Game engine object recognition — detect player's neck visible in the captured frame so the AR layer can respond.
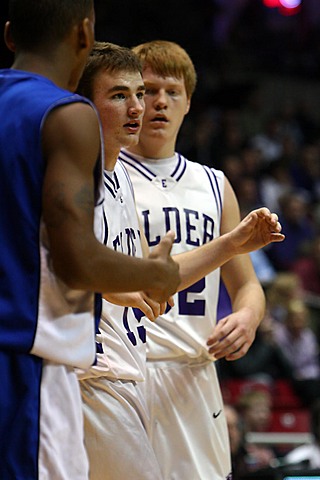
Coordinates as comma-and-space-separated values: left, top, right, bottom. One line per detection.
128, 141, 175, 160
11, 50, 76, 91
104, 148, 120, 171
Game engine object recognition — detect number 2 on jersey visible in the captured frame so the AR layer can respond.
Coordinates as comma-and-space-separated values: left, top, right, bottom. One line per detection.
178, 278, 206, 315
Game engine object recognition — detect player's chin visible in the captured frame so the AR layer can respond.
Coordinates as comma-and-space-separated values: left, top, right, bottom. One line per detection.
122, 133, 140, 148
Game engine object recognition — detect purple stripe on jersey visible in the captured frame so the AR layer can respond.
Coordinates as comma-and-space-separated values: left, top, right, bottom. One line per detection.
203, 165, 223, 220
102, 208, 109, 245
103, 171, 117, 198
171, 153, 182, 177
103, 181, 116, 198
114, 172, 120, 190
171, 154, 187, 181
118, 160, 135, 199
119, 150, 156, 181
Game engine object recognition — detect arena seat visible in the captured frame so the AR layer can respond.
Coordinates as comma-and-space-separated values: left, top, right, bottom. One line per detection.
268, 409, 310, 433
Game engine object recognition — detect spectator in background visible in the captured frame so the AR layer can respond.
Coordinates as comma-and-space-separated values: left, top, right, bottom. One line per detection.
237, 390, 272, 433
220, 153, 243, 188
274, 299, 320, 406
292, 234, 320, 341
214, 108, 246, 162
265, 272, 302, 323
249, 115, 283, 166
181, 109, 220, 167
291, 143, 320, 205
240, 145, 264, 180
292, 234, 320, 300
274, 299, 320, 381
236, 390, 278, 471
225, 404, 254, 480
266, 190, 316, 271
259, 160, 293, 213
236, 176, 263, 215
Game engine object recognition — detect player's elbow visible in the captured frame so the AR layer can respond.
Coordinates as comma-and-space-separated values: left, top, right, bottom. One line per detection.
52, 258, 92, 291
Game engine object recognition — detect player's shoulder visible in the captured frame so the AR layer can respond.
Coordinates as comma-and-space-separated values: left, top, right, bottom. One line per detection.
179, 153, 224, 179
44, 99, 99, 145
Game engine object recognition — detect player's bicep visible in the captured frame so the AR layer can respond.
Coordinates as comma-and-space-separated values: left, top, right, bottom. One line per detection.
220, 177, 256, 298
41, 103, 101, 271
220, 177, 241, 235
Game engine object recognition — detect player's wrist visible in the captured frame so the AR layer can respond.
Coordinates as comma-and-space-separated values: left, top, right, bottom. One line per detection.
221, 230, 240, 257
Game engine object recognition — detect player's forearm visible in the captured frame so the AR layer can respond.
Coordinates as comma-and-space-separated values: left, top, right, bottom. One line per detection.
229, 281, 266, 330
174, 232, 237, 291
54, 237, 173, 296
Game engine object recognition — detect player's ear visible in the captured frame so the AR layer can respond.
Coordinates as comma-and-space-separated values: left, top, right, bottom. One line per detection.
77, 17, 94, 52
185, 98, 191, 115
4, 21, 16, 52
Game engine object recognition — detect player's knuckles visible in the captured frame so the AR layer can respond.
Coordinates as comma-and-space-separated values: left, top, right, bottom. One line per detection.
153, 306, 161, 318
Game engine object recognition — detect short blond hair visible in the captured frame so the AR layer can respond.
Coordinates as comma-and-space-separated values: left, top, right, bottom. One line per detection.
132, 40, 197, 99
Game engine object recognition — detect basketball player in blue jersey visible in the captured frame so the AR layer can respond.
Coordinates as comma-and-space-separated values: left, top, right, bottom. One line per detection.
77, 42, 284, 479
0, 4, 181, 478
123, 40, 285, 480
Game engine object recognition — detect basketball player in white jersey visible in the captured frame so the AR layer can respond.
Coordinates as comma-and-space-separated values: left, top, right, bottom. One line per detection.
76, 42, 284, 480
122, 40, 283, 479
75, 42, 164, 480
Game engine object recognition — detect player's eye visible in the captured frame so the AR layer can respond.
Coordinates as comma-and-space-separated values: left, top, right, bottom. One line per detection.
112, 93, 126, 100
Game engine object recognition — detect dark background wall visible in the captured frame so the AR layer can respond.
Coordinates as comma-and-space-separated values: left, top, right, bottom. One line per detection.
1, 1, 320, 76
1, 1, 320, 128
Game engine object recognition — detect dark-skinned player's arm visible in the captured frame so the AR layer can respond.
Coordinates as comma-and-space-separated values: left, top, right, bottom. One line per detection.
103, 220, 172, 320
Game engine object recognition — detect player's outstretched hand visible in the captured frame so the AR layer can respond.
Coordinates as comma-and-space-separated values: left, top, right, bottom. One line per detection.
228, 207, 285, 255
146, 231, 180, 303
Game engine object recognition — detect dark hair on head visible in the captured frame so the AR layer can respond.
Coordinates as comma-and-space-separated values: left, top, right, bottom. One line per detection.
77, 41, 142, 101
9, 0, 93, 51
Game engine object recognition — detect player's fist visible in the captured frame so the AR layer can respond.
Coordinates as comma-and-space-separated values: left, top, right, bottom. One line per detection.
146, 231, 180, 303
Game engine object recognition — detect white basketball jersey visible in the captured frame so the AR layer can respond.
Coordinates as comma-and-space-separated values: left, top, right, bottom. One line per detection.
121, 150, 225, 361
79, 160, 147, 382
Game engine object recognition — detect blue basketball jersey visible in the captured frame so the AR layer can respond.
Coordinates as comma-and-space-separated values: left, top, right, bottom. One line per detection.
0, 69, 104, 368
